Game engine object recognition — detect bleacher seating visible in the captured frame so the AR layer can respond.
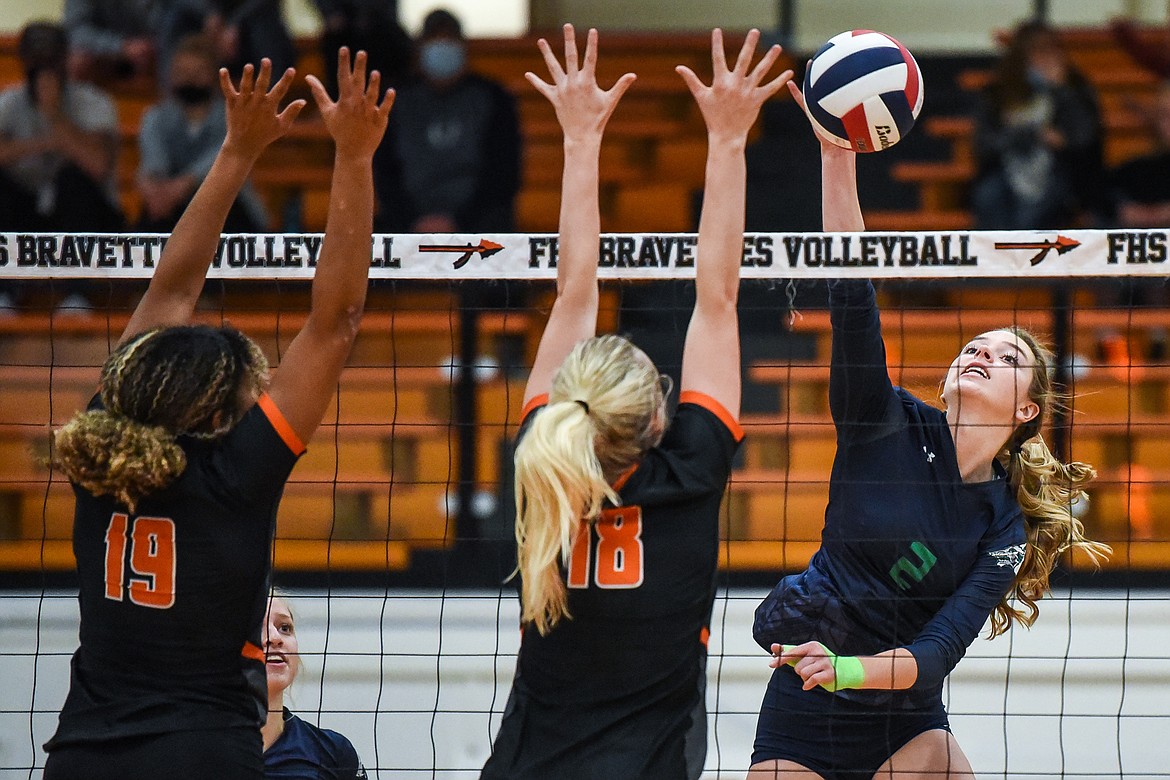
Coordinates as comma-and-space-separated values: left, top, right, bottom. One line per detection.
0, 29, 1168, 575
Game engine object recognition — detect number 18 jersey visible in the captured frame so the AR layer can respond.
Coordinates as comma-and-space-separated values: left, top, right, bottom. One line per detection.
482, 391, 743, 780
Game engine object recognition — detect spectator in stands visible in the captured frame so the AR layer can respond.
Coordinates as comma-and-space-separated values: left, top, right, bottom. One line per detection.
971, 20, 1103, 230
137, 34, 268, 233
313, 0, 413, 97
373, 8, 521, 234
159, 0, 297, 86
0, 22, 123, 313
1110, 17, 1170, 79
63, 0, 160, 83
1099, 79, 1170, 308
262, 594, 367, 779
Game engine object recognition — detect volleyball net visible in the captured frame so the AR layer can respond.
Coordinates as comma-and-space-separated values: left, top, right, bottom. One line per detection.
0, 229, 1167, 778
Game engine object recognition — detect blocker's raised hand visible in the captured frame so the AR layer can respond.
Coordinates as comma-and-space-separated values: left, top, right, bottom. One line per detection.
219, 58, 306, 161
306, 47, 395, 159
525, 24, 636, 144
677, 28, 792, 143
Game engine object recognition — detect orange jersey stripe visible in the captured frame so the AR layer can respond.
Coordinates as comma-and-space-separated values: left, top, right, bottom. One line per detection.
699, 626, 710, 648
241, 641, 265, 663
678, 390, 745, 442
257, 394, 306, 455
520, 393, 550, 426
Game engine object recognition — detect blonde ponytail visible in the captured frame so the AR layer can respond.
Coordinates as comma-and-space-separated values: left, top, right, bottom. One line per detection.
987, 327, 1111, 637
514, 335, 667, 635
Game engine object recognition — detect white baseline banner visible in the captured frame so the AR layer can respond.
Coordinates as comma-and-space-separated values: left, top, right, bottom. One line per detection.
0, 230, 1167, 279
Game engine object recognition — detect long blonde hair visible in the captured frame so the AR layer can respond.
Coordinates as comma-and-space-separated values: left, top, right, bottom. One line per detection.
988, 328, 1111, 637
52, 325, 268, 511
514, 335, 667, 635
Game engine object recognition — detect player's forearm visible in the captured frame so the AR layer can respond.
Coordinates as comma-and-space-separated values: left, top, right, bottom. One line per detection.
309, 152, 373, 332
553, 136, 602, 311
821, 145, 864, 233
858, 648, 918, 690
151, 147, 254, 295
695, 138, 746, 310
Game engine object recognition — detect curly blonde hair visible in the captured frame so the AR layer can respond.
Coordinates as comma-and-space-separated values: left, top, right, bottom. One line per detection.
52, 325, 268, 511
988, 327, 1111, 637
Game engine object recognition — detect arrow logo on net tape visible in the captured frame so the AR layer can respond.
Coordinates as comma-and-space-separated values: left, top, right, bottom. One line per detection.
418, 239, 505, 269
993, 235, 1081, 266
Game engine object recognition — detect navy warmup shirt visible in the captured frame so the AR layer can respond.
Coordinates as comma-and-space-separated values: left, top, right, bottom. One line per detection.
264, 710, 366, 779
754, 280, 1026, 708
46, 394, 305, 749
482, 391, 744, 780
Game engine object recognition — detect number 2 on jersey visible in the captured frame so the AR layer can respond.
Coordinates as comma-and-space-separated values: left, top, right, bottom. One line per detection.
104, 513, 176, 609
567, 506, 644, 589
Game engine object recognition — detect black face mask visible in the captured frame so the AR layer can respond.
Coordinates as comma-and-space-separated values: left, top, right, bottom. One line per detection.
173, 84, 213, 106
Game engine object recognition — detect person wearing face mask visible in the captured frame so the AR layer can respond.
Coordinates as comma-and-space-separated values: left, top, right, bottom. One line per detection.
136, 34, 269, 232
0, 21, 124, 314
372, 8, 521, 235
971, 20, 1103, 230
262, 594, 367, 780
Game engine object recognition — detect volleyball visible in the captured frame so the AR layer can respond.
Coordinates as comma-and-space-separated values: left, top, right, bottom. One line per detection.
802, 29, 924, 153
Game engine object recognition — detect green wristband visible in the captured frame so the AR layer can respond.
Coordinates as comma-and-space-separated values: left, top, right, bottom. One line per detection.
780, 643, 866, 692
827, 652, 866, 692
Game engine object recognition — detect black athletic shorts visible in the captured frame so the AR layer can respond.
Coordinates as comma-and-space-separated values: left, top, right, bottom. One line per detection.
751, 666, 951, 780
44, 726, 262, 780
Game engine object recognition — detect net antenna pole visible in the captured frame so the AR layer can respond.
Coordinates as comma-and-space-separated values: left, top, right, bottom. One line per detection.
1051, 284, 1072, 461
776, 0, 795, 48
456, 287, 480, 567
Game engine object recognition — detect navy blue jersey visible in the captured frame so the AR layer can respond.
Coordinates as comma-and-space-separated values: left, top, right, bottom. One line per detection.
482, 392, 744, 779
264, 710, 366, 780
754, 280, 1026, 708
46, 394, 305, 749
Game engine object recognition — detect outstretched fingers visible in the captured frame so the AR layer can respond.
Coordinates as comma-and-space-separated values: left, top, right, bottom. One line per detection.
581, 27, 599, 77
267, 66, 297, 104
732, 28, 760, 74
218, 67, 236, 99
536, 36, 564, 83
562, 23, 579, 74
605, 71, 637, 104
675, 64, 706, 98
710, 28, 727, 74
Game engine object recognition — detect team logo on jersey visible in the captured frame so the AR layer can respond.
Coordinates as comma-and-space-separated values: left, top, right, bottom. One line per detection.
922, 446, 935, 463
989, 544, 1026, 572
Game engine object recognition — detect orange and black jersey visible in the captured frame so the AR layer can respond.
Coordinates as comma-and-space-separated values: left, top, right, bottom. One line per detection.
45, 394, 304, 750
482, 391, 743, 780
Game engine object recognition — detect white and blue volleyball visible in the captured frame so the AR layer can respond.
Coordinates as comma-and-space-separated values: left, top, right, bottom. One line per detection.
803, 30, 924, 153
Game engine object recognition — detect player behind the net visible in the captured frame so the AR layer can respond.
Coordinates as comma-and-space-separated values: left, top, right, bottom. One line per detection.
43, 51, 392, 779
480, 25, 792, 780
747, 78, 1111, 780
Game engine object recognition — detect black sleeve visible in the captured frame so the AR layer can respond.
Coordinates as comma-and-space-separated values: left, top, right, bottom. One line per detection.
207, 394, 304, 506
827, 279, 903, 442
658, 393, 744, 495
456, 79, 522, 232
904, 520, 1026, 689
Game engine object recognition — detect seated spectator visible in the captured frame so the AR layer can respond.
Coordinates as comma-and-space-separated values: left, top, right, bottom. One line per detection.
1101, 80, 1170, 308
136, 34, 268, 233
1111, 17, 1170, 79
373, 8, 521, 234
971, 20, 1103, 230
159, 0, 296, 86
63, 0, 160, 84
262, 594, 367, 779
313, 0, 413, 97
0, 22, 123, 313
